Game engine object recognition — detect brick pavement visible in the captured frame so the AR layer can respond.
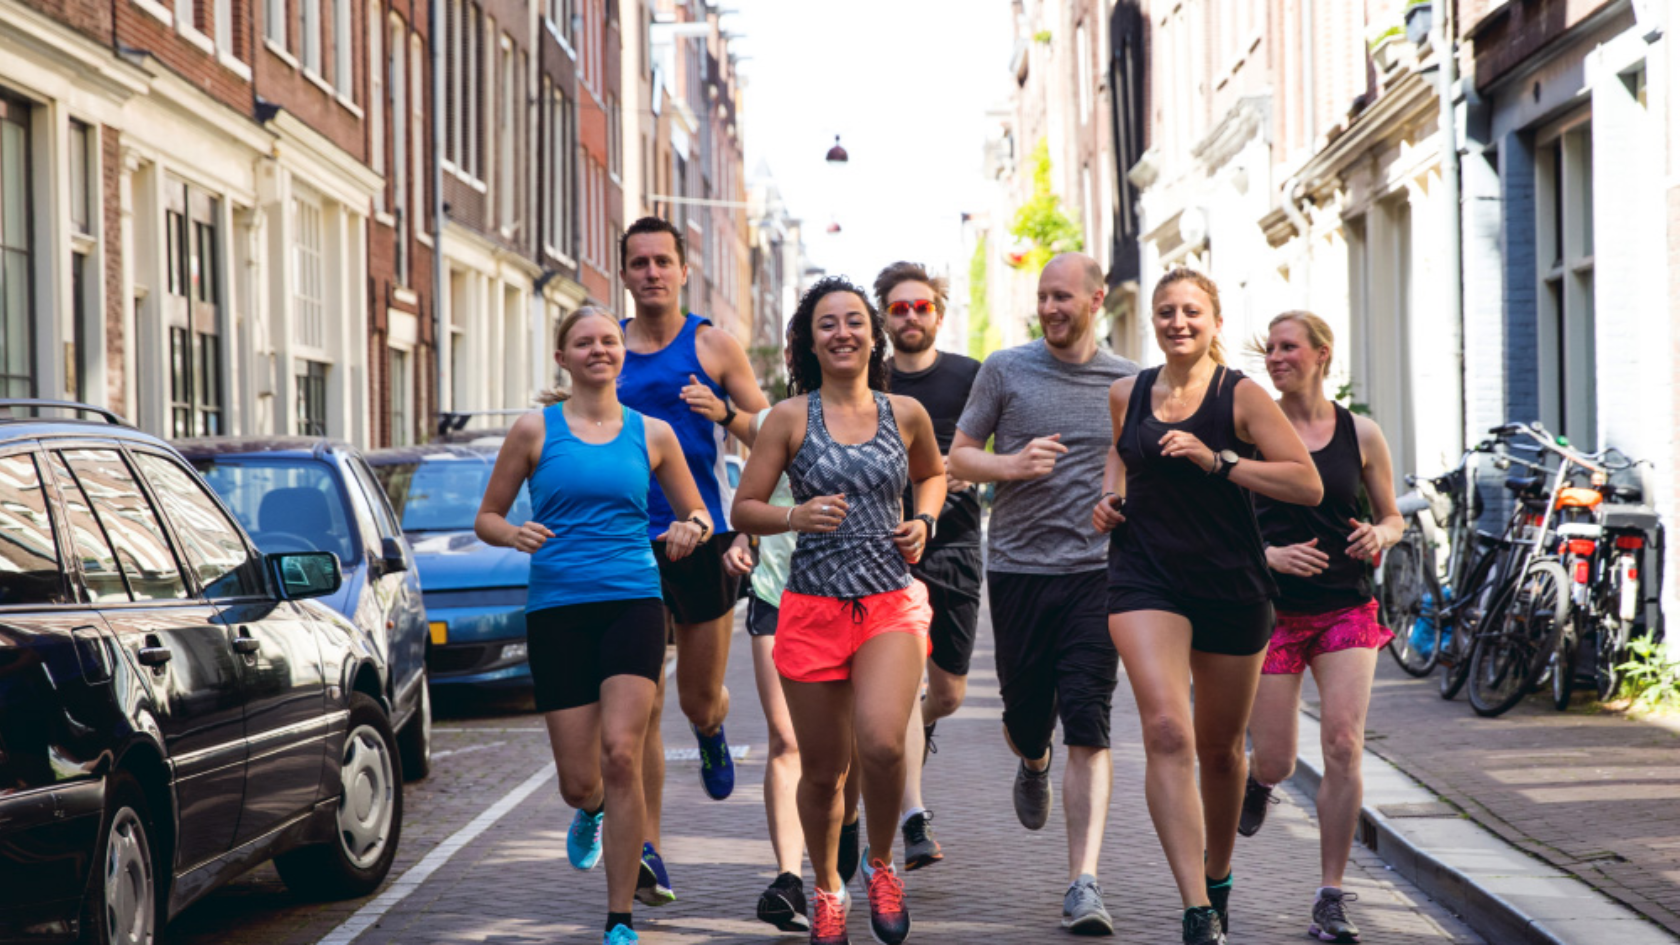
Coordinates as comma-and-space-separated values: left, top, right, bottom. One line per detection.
1321, 659, 1680, 937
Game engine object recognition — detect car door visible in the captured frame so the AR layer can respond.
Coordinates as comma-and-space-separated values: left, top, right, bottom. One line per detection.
129, 448, 329, 845
44, 445, 246, 871
345, 455, 425, 700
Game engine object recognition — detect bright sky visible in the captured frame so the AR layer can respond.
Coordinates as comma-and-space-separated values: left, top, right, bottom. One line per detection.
726, 1, 1015, 291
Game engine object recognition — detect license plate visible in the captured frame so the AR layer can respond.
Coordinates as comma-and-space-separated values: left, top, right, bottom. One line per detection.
429, 621, 448, 646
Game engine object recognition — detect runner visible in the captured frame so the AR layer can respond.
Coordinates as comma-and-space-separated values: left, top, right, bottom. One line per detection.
733, 276, 945, 945
874, 261, 983, 871
1241, 311, 1404, 944
474, 307, 711, 945
616, 216, 771, 904
948, 252, 1138, 934
1093, 268, 1322, 945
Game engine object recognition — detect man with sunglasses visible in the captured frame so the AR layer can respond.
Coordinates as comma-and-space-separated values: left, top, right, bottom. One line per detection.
873, 261, 984, 875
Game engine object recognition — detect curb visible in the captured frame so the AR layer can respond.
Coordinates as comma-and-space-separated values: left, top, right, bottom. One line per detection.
1289, 711, 1676, 945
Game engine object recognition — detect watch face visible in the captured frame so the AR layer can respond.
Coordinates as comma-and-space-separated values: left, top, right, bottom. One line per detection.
1219, 449, 1240, 464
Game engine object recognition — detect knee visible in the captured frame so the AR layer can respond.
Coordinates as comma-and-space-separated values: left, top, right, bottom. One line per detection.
600, 741, 640, 787
678, 688, 720, 726
558, 773, 599, 809
1322, 726, 1365, 774
767, 724, 799, 761
1196, 738, 1245, 779
925, 687, 964, 721
856, 733, 905, 775
1141, 715, 1194, 760
1252, 750, 1296, 786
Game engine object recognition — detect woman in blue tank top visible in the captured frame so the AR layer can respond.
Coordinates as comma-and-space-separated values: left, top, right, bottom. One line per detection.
475, 306, 711, 945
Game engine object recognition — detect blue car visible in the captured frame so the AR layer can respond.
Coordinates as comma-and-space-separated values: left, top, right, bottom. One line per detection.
174, 436, 433, 778
364, 444, 535, 694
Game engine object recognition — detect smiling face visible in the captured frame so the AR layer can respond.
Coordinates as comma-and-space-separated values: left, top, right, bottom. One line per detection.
1036, 257, 1099, 350
621, 232, 689, 310
885, 280, 942, 354
555, 312, 625, 388
1264, 317, 1329, 395
811, 291, 873, 378
1151, 279, 1221, 361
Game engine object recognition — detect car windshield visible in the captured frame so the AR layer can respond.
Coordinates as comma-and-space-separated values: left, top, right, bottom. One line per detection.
191, 458, 358, 563
372, 460, 531, 533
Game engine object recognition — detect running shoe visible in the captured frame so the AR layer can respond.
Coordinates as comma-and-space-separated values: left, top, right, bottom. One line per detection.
1237, 775, 1278, 837
837, 816, 861, 884
634, 842, 675, 907
603, 924, 638, 945
1206, 871, 1232, 934
860, 855, 910, 945
693, 722, 735, 800
756, 871, 811, 932
1061, 873, 1114, 935
1182, 905, 1227, 944
901, 811, 943, 871
1309, 889, 1362, 943
810, 884, 851, 945
921, 720, 938, 765
1013, 745, 1053, 831
567, 807, 604, 871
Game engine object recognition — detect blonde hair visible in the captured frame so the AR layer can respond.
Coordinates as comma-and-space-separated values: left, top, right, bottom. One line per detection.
1245, 310, 1334, 379
537, 305, 621, 405
1150, 267, 1226, 364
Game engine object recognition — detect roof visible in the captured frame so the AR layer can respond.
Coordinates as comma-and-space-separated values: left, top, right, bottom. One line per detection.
363, 443, 501, 466
172, 436, 355, 462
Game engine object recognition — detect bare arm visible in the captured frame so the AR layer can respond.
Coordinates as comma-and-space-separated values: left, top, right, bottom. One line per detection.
1092, 377, 1132, 533
648, 418, 711, 560
1229, 380, 1324, 506
949, 429, 1068, 484
687, 327, 772, 446
475, 412, 553, 552
1347, 415, 1406, 561
891, 398, 948, 563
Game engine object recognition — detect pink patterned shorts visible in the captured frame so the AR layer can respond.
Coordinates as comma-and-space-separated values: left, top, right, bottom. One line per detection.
1261, 599, 1394, 675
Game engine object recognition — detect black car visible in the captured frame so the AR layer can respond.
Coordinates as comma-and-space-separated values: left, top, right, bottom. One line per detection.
173, 437, 431, 780
0, 403, 405, 944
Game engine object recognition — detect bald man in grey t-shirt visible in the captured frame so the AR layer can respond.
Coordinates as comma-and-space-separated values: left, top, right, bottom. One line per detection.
949, 253, 1139, 935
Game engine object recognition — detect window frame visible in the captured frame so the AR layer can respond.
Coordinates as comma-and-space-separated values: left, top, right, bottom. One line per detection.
0, 446, 73, 609
128, 446, 267, 601
49, 444, 194, 605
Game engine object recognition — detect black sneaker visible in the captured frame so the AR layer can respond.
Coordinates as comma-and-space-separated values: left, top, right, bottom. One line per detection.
1205, 872, 1232, 934
1182, 905, 1227, 944
1013, 746, 1053, 831
1238, 775, 1278, 837
921, 720, 938, 766
837, 816, 861, 884
755, 871, 809, 932
901, 811, 943, 870
1309, 889, 1362, 943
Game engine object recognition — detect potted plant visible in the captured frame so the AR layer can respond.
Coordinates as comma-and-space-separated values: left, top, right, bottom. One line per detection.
1367, 22, 1404, 72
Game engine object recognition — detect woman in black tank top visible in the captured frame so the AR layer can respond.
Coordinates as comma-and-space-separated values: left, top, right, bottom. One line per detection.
1238, 313, 1405, 943
1090, 269, 1322, 945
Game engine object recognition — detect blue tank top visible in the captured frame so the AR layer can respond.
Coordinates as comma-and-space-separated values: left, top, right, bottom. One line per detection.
525, 404, 663, 611
618, 314, 731, 538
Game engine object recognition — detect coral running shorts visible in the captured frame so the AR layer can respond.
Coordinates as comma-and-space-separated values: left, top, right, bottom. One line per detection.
1261, 598, 1395, 675
773, 582, 932, 684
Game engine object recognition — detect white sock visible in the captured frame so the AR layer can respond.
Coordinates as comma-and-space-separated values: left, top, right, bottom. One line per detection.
900, 806, 925, 828
1318, 886, 1342, 900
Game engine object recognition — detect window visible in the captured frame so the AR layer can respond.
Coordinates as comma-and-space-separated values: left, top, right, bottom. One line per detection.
1536, 122, 1596, 447
302, 0, 322, 72
1076, 20, 1091, 121
165, 181, 223, 438
448, 0, 462, 166
608, 94, 620, 177
216, 0, 234, 55
373, 459, 530, 531
389, 348, 410, 445
391, 19, 408, 284
349, 458, 402, 540
69, 121, 95, 404
0, 93, 33, 398
333, 0, 352, 96
0, 453, 66, 606
297, 360, 328, 434
55, 449, 187, 602
69, 120, 92, 236
293, 191, 324, 347
132, 452, 260, 598
266, 0, 285, 45
410, 33, 424, 226
466, 2, 479, 179
192, 458, 356, 563
368, 1, 383, 177
169, 328, 223, 437
499, 36, 514, 232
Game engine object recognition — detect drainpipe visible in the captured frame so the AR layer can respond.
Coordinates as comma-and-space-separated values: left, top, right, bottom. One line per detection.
430, 0, 449, 426
1434, 0, 1463, 455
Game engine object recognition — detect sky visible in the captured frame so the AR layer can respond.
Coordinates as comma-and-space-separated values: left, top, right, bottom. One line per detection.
724, 0, 1016, 290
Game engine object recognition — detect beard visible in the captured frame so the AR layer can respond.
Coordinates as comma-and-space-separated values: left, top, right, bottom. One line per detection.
891, 327, 937, 354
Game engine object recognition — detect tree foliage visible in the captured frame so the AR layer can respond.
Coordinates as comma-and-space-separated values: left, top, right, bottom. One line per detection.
1008, 138, 1085, 276
968, 234, 1002, 359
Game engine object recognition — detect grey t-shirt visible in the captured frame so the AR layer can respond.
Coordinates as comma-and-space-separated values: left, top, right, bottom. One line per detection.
957, 340, 1140, 574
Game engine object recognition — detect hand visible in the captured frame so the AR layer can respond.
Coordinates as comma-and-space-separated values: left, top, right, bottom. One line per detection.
943, 454, 972, 493
1345, 518, 1387, 562
722, 534, 755, 576
681, 374, 727, 422
892, 518, 930, 564
1011, 434, 1068, 480
1266, 539, 1330, 577
1092, 492, 1126, 533
656, 519, 707, 561
1158, 430, 1216, 472
510, 521, 555, 554
790, 494, 849, 533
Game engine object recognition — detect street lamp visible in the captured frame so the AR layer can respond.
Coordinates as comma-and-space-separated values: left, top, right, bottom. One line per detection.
824, 135, 848, 234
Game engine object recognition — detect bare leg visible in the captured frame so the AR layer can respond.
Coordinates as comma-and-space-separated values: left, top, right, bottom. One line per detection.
1309, 647, 1380, 888
901, 663, 968, 814
641, 667, 667, 848
1190, 649, 1267, 884
851, 632, 927, 866
596, 676, 658, 913
675, 613, 733, 734
750, 635, 804, 875
781, 677, 855, 894
1062, 745, 1112, 881
1248, 672, 1304, 786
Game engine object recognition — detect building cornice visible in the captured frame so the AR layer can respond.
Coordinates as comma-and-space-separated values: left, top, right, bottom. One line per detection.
1294, 71, 1437, 200
1190, 94, 1271, 173
0, 0, 151, 101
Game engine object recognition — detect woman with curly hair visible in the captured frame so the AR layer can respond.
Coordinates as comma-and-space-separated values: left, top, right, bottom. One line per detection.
733, 277, 946, 945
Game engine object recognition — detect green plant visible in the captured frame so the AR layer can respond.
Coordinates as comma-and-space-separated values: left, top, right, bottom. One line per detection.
967, 234, 1001, 360
1033, 29, 1052, 44
1008, 139, 1085, 276
1367, 24, 1403, 50
1334, 382, 1373, 417
1617, 637, 1680, 710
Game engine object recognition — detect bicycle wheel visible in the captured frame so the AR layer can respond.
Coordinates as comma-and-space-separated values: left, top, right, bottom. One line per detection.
1382, 530, 1438, 676
1595, 616, 1631, 702
1469, 560, 1569, 717
1550, 622, 1577, 711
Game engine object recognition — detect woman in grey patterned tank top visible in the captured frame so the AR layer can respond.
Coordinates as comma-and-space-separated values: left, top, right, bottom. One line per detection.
733, 277, 945, 945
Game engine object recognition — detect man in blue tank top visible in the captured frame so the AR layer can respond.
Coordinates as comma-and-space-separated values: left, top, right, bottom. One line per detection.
616, 217, 770, 899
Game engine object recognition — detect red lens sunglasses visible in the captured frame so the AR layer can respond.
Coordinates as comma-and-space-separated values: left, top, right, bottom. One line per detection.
886, 299, 938, 317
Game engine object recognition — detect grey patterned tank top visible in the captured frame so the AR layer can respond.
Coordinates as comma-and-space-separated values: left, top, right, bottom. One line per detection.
787, 390, 912, 600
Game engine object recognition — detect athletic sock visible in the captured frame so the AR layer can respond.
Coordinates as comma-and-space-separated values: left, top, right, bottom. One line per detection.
585, 801, 604, 818
1207, 871, 1233, 890
900, 806, 925, 828
605, 912, 633, 932
1317, 886, 1341, 900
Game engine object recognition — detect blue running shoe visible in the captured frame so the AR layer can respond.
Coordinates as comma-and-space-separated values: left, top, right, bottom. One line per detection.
567, 808, 603, 871
603, 923, 639, 945
635, 842, 676, 906
693, 723, 735, 800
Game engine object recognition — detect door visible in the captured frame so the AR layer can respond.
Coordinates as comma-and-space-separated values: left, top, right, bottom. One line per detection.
46, 446, 244, 871
346, 455, 424, 701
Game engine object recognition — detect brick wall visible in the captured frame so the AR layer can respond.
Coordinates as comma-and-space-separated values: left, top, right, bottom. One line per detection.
16, 0, 110, 43
114, 2, 251, 115
101, 126, 126, 417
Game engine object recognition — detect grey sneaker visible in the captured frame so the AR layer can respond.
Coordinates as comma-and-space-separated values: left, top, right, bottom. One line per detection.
1309, 889, 1361, 943
1238, 776, 1278, 837
1061, 873, 1114, 935
1013, 745, 1053, 831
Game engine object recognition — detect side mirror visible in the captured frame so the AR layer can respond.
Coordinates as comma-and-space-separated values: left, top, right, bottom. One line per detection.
380, 536, 410, 574
269, 551, 343, 600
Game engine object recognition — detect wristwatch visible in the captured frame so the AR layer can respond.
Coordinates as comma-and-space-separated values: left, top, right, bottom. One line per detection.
912, 512, 937, 540
687, 514, 712, 541
1213, 449, 1240, 479
718, 401, 738, 429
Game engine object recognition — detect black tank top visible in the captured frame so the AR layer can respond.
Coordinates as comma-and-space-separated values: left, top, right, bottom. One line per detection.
1254, 404, 1373, 614
1108, 365, 1276, 603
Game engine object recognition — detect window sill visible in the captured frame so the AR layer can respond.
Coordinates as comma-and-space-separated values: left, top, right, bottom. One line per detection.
265, 38, 298, 69
375, 211, 397, 227
71, 233, 98, 254
303, 68, 334, 97
447, 165, 488, 194
336, 93, 363, 119
219, 51, 253, 80
392, 287, 419, 307
133, 0, 172, 28
416, 231, 434, 247
178, 21, 216, 55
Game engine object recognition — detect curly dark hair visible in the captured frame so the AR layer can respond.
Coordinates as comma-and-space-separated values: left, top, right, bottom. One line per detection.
787, 276, 890, 395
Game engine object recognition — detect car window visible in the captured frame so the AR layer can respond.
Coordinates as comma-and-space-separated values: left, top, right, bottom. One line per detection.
191, 459, 356, 564
339, 459, 383, 557
348, 458, 402, 541
372, 460, 531, 532
0, 452, 69, 606
45, 452, 128, 602
131, 452, 263, 599
56, 449, 188, 602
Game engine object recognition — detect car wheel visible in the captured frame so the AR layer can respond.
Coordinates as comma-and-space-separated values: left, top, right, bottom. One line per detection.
276, 693, 404, 899
399, 671, 432, 781
81, 772, 156, 945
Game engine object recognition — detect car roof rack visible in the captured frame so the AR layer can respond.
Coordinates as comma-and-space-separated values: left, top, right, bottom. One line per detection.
437, 408, 530, 435
0, 399, 129, 425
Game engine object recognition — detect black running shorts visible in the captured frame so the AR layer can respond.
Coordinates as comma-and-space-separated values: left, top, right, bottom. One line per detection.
987, 569, 1119, 758
527, 598, 667, 712
914, 546, 982, 677
651, 531, 745, 625
745, 591, 779, 638
1107, 585, 1275, 657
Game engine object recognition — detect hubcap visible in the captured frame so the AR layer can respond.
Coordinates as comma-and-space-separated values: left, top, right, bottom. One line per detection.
338, 723, 394, 869
104, 807, 154, 945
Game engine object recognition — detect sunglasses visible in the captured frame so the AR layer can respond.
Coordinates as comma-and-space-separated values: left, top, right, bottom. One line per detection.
886, 299, 938, 317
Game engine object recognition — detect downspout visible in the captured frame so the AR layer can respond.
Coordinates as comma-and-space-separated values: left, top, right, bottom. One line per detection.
1434, 0, 1464, 455
430, 0, 448, 429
